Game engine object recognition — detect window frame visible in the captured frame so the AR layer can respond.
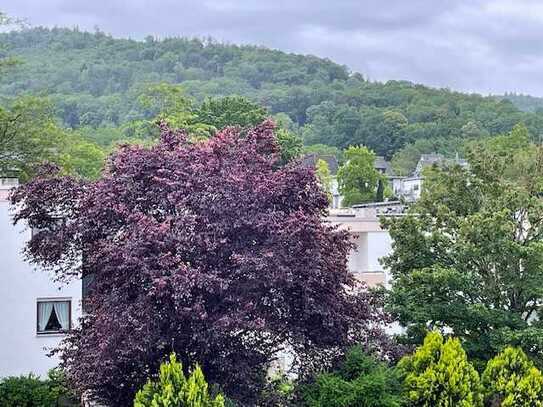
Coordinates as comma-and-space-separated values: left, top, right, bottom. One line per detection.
36, 298, 72, 335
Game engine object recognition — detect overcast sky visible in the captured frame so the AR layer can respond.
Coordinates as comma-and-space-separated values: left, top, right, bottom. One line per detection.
4, 0, 543, 96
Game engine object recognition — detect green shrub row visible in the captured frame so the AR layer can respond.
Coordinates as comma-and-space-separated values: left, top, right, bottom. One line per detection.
0, 368, 77, 407
304, 331, 543, 407
5, 333, 542, 407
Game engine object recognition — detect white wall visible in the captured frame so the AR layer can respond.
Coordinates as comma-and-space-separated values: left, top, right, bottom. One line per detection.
347, 231, 392, 287
347, 233, 368, 272
366, 231, 392, 283
0, 199, 82, 378
402, 178, 423, 200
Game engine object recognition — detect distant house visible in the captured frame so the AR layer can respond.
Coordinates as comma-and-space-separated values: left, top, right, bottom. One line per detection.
374, 156, 394, 176
305, 151, 468, 207
301, 153, 339, 175
0, 178, 82, 378
414, 153, 468, 177
328, 153, 468, 289
389, 153, 469, 201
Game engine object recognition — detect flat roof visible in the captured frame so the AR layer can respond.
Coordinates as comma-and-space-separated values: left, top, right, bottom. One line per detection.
352, 200, 403, 208
326, 216, 384, 233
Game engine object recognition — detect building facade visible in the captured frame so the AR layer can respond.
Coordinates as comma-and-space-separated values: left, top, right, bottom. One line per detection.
327, 203, 404, 288
0, 178, 82, 378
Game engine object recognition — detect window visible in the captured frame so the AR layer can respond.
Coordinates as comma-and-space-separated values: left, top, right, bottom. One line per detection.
37, 300, 71, 334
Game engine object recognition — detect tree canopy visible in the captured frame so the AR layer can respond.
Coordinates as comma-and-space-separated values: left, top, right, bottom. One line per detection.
11, 122, 393, 406
482, 347, 543, 406
383, 124, 543, 366
302, 346, 401, 407
398, 331, 483, 407
134, 353, 225, 407
337, 146, 383, 207
0, 96, 105, 180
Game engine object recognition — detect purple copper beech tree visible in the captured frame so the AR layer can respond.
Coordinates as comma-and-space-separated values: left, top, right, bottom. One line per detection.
11, 121, 393, 406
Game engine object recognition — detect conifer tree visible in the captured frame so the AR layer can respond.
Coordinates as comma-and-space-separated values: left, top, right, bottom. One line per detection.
398, 331, 483, 407
482, 347, 543, 407
134, 353, 224, 407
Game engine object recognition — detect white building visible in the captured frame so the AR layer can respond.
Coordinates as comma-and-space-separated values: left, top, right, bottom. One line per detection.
0, 178, 82, 378
392, 175, 423, 201
391, 153, 469, 202
327, 203, 405, 288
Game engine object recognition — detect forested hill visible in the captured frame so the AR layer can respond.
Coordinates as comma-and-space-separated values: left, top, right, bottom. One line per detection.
2, 27, 543, 165
496, 93, 543, 113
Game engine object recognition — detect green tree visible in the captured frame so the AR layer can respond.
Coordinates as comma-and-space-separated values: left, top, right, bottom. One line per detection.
0, 375, 57, 407
126, 83, 212, 139
383, 125, 543, 365
273, 112, 298, 132
195, 96, 267, 132
337, 146, 382, 206
0, 97, 66, 179
0, 12, 22, 71
60, 133, 106, 180
460, 121, 489, 139
0, 369, 76, 407
302, 346, 401, 407
363, 110, 408, 158
315, 158, 333, 201
398, 331, 483, 407
134, 353, 224, 407
482, 347, 543, 407
276, 128, 303, 164
0, 96, 105, 180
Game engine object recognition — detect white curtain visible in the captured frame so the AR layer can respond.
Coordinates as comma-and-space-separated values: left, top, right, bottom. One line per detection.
53, 302, 70, 331
38, 302, 53, 332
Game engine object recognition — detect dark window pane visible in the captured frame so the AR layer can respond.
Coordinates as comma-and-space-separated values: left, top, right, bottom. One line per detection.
45, 308, 62, 331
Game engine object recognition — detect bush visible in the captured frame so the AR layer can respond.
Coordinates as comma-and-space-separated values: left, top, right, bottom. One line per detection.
47, 368, 79, 406
0, 374, 56, 407
0, 369, 78, 407
398, 331, 483, 406
134, 353, 225, 407
302, 346, 401, 407
482, 346, 543, 406
259, 373, 295, 407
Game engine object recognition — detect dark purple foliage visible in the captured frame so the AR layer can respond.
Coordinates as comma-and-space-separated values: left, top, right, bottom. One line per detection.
11, 121, 392, 406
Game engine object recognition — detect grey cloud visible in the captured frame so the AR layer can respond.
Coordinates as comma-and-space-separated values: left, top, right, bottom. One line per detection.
4, 0, 543, 96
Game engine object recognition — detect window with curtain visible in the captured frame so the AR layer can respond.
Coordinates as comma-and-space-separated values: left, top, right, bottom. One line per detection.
37, 300, 71, 334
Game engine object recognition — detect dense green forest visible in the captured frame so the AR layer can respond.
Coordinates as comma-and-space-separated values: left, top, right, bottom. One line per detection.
2, 27, 543, 177
496, 92, 543, 113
